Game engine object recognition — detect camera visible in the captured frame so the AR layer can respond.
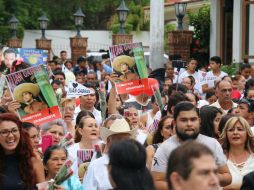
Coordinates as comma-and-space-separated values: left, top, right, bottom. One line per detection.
172, 60, 187, 69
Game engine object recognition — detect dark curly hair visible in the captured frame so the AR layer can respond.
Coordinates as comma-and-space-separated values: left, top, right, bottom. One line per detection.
152, 116, 173, 144
0, 113, 36, 189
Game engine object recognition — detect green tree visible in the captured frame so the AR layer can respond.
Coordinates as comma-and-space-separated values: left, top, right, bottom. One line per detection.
110, 0, 149, 34
188, 5, 210, 67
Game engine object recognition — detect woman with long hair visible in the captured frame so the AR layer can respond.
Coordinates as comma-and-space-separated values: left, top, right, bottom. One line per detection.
108, 139, 155, 190
43, 145, 82, 190
22, 122, 42, 159
146, 116, 173, 169
0, 113, 45, 189
221, 116, 254, 189
199, 106, 223, 140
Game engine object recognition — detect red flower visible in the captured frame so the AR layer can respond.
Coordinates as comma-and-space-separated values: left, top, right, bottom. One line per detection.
64, 160, 73, 168
195, 39, 200, 46
64, 133, 73, 141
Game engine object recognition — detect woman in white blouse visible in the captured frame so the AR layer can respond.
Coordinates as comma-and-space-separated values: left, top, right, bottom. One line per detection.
221, 116, 254, 190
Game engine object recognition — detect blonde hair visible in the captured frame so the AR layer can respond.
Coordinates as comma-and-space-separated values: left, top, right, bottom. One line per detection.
220, 116, 254, 154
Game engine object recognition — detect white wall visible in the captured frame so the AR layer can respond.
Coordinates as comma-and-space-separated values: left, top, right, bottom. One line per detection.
23, 30, 150, 58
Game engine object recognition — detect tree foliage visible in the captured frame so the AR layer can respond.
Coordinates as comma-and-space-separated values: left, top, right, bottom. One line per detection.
0, 0, 150, 44
188, 5, 210, 67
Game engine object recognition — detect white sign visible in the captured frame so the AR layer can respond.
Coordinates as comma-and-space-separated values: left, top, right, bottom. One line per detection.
67, 80, 95, 98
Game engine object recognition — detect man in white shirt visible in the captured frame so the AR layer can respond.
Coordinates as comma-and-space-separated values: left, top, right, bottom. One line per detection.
166, 141, 220, 190
83, 115, 137, 190
151, 102, 231, 190
202, 56, 228, 93
210, 80, 238, 114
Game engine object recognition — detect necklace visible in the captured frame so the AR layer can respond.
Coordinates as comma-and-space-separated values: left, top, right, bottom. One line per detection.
229, 151, 250, 170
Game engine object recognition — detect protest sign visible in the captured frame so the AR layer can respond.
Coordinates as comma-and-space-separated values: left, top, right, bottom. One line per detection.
1, 47, 48, 69
66, 80, 95, 98
17, 48, 48, 66
109, 42, 150, 95
5, 65, 61, 125
115, 78, 159, 96
77, 149, 94, 179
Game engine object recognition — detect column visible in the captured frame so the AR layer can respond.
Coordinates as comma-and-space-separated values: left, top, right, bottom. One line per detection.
168, 30, 193, 62
232, 0, 242, 62
112, 34, 133, 45
8, 38, 22, 48
149, 0, 164, 70
209, 0, 221, 57
70, 37, 88, 63
36, 39, 52, 60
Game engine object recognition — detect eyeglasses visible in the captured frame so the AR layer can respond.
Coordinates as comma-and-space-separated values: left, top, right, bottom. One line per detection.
0, 127, 19, 137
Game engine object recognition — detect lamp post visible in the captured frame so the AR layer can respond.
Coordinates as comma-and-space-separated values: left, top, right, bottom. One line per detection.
116, 0, 129, 34
9, 15, 19, 39
38, 13, 49, 39
73, 7, 85, 37
174, 2, 187, 30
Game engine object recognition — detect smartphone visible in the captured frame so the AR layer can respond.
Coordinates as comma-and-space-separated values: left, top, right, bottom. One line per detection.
41, 134, 53, 153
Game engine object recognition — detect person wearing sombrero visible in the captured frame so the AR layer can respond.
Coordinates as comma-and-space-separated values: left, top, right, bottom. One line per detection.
112, 55, 139, 82
83, 115, 137, 190
13, 83, 48, 115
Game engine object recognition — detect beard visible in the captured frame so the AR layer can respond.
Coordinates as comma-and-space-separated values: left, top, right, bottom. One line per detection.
176, 126, 199, 141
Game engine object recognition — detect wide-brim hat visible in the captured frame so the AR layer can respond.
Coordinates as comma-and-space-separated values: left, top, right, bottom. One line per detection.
112, 55, 135, 72
13, 83, 40, 102
100, 118, 137, 142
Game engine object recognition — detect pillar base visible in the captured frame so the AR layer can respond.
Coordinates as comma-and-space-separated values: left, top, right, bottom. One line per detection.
8, 38, 22, 48
168, 30, 193, 62
70, 37, 88, 64
112, 34, 133, 45
36, 39, 52, 60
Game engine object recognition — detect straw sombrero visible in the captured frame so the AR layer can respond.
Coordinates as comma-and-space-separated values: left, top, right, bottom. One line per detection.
13, 83, 40, 102
112, 55, 135, 72
100, 118, 137, 142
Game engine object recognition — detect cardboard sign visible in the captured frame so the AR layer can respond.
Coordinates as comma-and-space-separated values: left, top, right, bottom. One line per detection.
115, 78, 159, 96
77, 149, 94, 167
109, 42, 150, 96
77, 149, 94, 179
5, 65, 61, 125
66, 80, 95, 98
17, 48, 48, 66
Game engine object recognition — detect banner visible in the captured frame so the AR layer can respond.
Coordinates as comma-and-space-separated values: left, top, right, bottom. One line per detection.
5, 65, 61, 125
66, 80, 95, 98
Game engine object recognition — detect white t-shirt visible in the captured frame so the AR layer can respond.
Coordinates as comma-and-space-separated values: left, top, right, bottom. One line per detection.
151, 134, 227, 173
83, 154, 113, 190
203, 71, 228, 88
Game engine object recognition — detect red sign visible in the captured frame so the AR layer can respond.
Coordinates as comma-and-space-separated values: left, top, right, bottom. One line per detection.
115, 78, 159, 96
21, 106, 62, 126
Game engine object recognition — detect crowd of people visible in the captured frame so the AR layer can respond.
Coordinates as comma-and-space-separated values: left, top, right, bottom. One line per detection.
0, 49, 254, 190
